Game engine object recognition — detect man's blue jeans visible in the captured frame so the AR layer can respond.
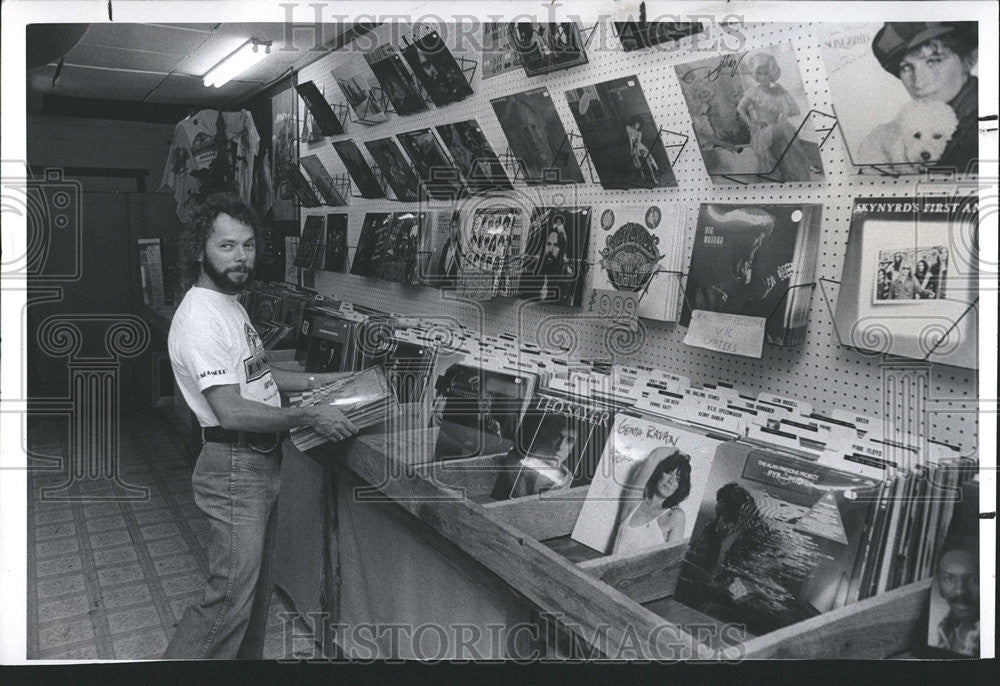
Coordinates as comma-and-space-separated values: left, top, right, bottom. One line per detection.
163, 439, 282, 659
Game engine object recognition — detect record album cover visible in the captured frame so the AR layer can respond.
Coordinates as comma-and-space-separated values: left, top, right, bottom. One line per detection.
682, 203, 823, 345
299, 154, 347, 206
396, 128, 467, 200
458, 207, 521, 299
424, 210, 464, 288
364, 42, 430, 116
819, 22, 978, 172
402, 31, 474, 106
675, 42, 824, 181
509, 23, 588, 77
515, 206, 591, 307
491, 87, 585, 185
332, 57, 389, 124
294, 80, 345, 136
673, 441, 882, 636
323, 214, 348, 272
364, 137, 421, 202
435, 120, 512, 194
432, 363, 536, 461
482, 22, 523, 79
571, 414, 723, 556
350, 212, 392, 277
834, 195, 977, 368
332, 139, 386, 200
377, 211, 424, 284
491, 391, 614, 501
294, 215, 324, 269
565, 75, 677, 189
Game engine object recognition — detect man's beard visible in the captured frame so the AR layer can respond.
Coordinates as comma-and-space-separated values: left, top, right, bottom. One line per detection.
539, 251, 565, 276
203, 256, 253, 293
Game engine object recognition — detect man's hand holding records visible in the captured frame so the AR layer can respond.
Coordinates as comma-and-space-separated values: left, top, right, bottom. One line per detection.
302, 405, 358, 443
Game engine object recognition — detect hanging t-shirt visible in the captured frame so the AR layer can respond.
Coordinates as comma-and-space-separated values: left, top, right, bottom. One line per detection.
168, 286, 280, 428
160, 109, 261, 223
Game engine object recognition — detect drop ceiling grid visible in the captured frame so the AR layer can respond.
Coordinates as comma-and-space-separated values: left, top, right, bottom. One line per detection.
293, 21, 977, 452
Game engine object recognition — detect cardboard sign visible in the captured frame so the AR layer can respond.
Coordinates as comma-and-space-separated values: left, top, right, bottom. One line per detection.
683, 310, 765, 358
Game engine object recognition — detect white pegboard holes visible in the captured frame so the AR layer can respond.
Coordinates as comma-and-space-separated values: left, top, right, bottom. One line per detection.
292, 21, 977, 452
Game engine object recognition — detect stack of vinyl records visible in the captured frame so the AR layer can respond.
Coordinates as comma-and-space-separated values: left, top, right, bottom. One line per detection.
288, 366, 400, 451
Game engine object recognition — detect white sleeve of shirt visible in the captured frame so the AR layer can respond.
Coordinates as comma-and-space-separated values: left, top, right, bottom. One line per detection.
175, 317, 241, 392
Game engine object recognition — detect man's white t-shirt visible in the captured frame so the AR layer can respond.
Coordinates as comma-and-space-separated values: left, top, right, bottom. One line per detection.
168, 286, 280, 427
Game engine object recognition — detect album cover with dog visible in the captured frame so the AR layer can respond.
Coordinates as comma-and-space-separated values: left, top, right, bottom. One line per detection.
589, 204, 687, 322
673, 441, 882, 636
491, 87, 585, 185
675, 42, 824, 182
570, 414, 724, 556
834, 196, 978, 369
364, 42, 430, 116
491, 390, 615, 501
435, 120, 513, 194
294, 215, 324, 269
682, 203, 824, 345
819, 22, 978, 173
615, 21, 705, 52
402, 31, 474, 107
298, 154, 347, 207
515, 206, 592, 307
294, 80, 344, 136
350, 212, 392, 277
364, 137, 421, 202
509, 23, 588, 77
332, 139, 386, 200
331, 57, 389, 124
323, 214, 348, 272
565, 75, 677, 190
377, 211, 424, 284
396, 128, 467, 200
432, 363, 537, 461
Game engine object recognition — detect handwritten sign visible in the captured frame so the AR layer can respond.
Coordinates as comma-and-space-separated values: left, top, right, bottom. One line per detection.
682, 310, 765, 358
585, 288, 639, 329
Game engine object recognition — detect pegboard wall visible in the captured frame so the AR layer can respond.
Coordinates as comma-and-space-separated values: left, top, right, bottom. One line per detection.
290, 20, 979, 453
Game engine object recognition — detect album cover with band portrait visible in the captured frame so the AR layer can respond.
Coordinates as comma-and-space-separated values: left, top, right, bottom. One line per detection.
819, 22, 978, 172
435, 120, 512, 194
332, 139, 386, 200
396, 128, 467, 200
364, 42, 430, 116
675, 41, 824, 182
402, 31, 474, 107
515, 206, 591, 307
331, 57, 389, 124
294, 80, 344, 136
509, 23, 589, 77
565, 75, 677, 190
364, 137, 421, 202
491, 87, 585, 185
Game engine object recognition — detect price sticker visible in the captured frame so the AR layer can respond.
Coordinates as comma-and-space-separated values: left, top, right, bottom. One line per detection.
585, 288, 639, 329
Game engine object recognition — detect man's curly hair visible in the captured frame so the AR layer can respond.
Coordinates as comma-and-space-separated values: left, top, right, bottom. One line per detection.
177, 192, 261, 291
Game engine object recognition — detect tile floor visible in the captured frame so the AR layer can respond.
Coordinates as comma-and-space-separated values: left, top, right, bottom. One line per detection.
26, 408, 320, 660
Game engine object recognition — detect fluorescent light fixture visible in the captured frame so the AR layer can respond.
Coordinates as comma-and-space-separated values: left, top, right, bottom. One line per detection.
203, 39, 271, 88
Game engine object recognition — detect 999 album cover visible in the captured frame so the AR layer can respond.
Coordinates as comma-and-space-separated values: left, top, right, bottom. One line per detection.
491, 87, 585, 185
332, 139, 386, 200
565, 75, 678, 190
396, 128, 467, 200
819, 22, 978, 172
364, 42, 430, 116
364, 137, 421, 202
332, 57, 389, 124
675, 42, 824, 181
435, 119, 512, 194
402, 31, 474, 107
509, 23, 589, 77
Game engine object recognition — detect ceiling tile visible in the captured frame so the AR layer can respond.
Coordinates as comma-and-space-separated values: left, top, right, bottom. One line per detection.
63, 43, 180, 73
172, 34, 251, 77
148, 23, 219, 33
144, 73, 260, 106
28, 64, 166, 101
80, 24, 211, 55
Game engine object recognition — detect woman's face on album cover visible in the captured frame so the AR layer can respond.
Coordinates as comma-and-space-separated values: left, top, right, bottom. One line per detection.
898, 42, 968, 103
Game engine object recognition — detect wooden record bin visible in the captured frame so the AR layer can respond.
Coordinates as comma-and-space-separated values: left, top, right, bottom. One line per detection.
321, 412, 934, 660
